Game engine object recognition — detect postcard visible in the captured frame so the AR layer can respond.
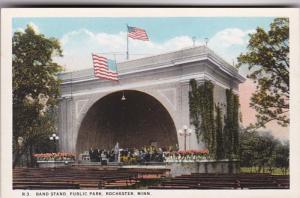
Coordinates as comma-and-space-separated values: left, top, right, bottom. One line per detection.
1, 7, 300, 198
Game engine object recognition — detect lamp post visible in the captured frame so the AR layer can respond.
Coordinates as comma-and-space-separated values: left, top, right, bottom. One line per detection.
179, 125, 192, 151
49, 133, 59, 153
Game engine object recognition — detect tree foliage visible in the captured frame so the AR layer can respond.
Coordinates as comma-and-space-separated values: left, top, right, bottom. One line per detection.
240, 130, 289, 174
13, 25, 63, 167
237, 18, 289, 128
274, 141, 289, 175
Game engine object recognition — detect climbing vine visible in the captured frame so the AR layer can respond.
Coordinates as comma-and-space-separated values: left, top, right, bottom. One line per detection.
189, 79, 215, 156
189, 79, 240, 160
223, 89, 240, 158
232, 94, 240, 155
215, 103, 224, 160
189, 79, 201, 142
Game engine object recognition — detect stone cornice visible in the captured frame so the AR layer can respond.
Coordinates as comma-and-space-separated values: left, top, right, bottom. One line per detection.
59, 46, 246, 86
61, 71, 239, 98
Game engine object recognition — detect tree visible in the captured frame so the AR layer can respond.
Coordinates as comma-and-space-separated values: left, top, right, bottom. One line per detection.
237, 18, 289, 128
274, 141, 289, 175
254, 133, 278, 173
240, 130, 257, 169
13, 25, 63, 167
239, 129, 289, 174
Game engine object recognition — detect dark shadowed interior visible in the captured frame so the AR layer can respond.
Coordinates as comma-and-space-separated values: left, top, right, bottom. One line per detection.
76, 90, 178, 154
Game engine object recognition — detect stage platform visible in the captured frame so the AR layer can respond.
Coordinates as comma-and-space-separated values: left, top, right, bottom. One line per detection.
74, 161, 167, 170
73, 159, 239, 177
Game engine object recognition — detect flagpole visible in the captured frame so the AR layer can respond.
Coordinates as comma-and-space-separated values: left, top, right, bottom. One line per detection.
114, 54, 120, 82
126, 24, 129, 60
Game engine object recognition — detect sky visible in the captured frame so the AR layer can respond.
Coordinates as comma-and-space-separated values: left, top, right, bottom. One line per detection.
12, 17, 289, 140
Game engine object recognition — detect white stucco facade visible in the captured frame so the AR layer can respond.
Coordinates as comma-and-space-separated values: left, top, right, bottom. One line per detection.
58, 46, 245, 154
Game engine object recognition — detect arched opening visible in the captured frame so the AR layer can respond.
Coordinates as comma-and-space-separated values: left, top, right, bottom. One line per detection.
76, 90, 178, 154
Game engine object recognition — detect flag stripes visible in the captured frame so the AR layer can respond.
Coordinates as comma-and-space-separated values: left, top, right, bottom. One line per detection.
92, 54, 118, 81
127, 26, 149, 41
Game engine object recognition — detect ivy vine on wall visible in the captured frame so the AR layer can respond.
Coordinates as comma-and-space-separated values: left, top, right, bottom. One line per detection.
215, 103, 224, 160
223, 89, 240, 158
189, 79, 240, 159
189, 79, 216, 156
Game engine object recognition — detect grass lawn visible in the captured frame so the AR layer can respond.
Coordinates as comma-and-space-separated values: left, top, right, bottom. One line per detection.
240, 167, 289, 175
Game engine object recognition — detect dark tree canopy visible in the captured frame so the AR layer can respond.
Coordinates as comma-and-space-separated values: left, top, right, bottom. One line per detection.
240, 130, 289, 174
13, 25, 63, 167
237, 18, 289, 128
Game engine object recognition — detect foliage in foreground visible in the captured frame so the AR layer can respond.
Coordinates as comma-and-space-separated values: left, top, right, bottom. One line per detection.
13, 24, 63, 167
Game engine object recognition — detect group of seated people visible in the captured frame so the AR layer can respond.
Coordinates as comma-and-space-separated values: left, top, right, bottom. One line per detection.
88, 146, 172, 164
88, 148, 117, 163
120, 147, 164, 164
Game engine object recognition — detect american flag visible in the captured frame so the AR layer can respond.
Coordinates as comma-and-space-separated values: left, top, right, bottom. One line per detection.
92, 54, 118, 81
127, 26, 149, 41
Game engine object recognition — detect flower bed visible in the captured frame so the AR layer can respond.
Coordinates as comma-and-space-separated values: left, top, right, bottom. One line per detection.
33, 152, 75, 162
164, 149, 210, 162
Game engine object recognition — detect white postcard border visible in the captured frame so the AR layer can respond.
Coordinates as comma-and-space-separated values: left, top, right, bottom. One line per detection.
1, 8, 300, 198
